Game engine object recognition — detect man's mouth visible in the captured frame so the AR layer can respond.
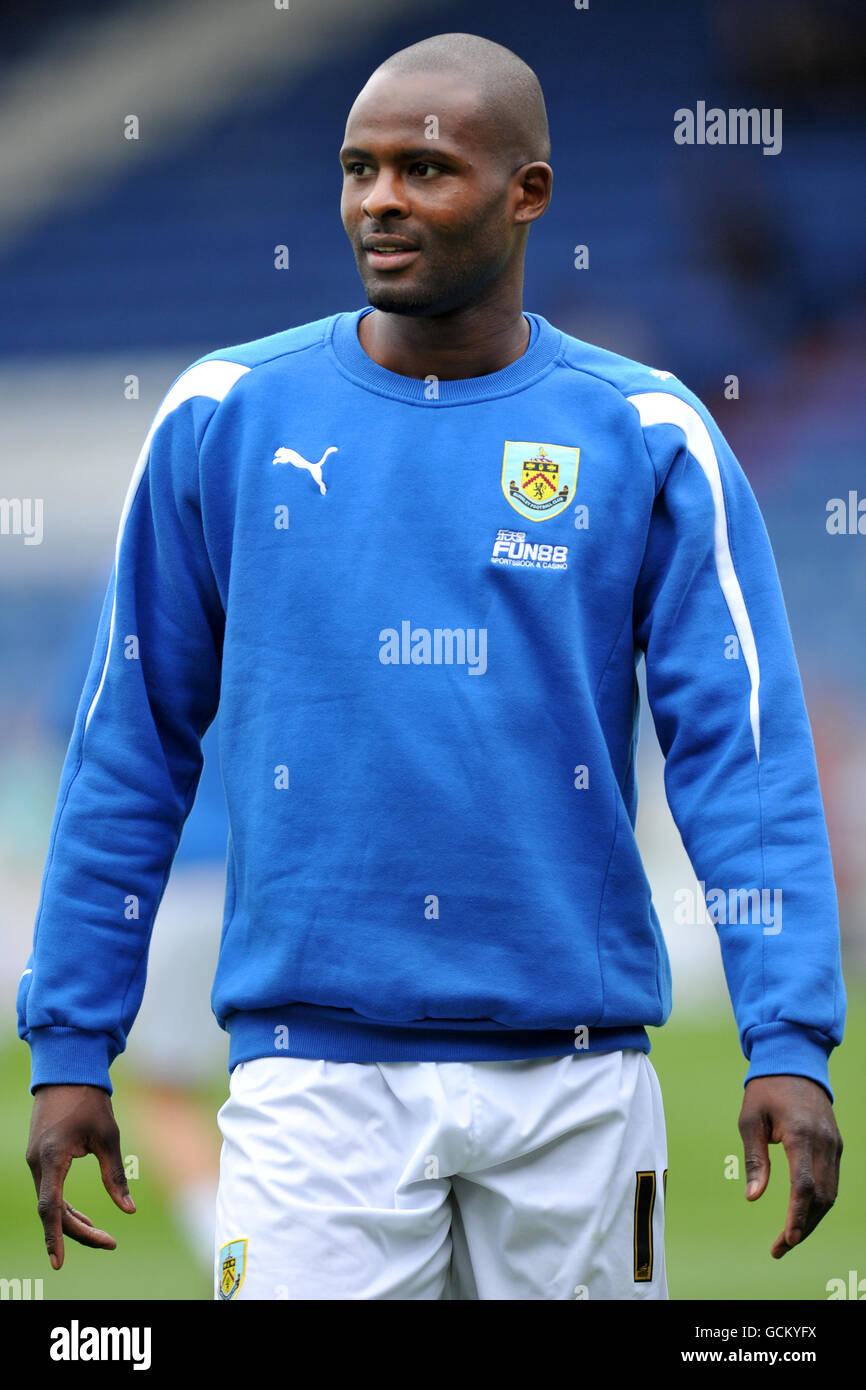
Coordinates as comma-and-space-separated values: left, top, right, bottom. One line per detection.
362, 237, 419, 271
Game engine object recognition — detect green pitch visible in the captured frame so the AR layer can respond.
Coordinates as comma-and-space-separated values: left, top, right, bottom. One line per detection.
1, 988, 862, 1301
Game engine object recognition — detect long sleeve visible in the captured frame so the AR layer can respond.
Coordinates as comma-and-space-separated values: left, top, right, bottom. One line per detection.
630, 388, 845, 1098
17, 363, 243, 1093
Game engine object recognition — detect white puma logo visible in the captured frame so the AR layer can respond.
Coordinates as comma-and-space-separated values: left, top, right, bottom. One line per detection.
272, 445, 338, 494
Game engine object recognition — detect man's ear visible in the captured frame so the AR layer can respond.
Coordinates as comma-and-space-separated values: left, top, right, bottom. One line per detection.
513, 162, 553, 224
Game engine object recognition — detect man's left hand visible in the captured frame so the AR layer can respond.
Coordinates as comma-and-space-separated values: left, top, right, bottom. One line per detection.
738, 1074, 842, 1258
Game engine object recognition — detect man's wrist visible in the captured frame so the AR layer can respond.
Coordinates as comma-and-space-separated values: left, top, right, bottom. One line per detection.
744, 1021, 834, 1102
26, 1026, 116, 1096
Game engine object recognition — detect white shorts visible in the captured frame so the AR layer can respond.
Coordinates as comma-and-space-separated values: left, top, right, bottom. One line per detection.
214, 1048, 668, 1301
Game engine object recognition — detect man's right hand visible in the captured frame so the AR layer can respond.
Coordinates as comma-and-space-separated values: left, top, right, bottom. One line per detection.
26, 1084, 136, 1269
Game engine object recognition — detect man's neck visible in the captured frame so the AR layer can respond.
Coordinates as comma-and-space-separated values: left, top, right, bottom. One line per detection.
356, 299, 531, 381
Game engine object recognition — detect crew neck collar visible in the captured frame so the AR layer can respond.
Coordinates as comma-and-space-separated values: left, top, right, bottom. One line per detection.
328, 307, 562, 405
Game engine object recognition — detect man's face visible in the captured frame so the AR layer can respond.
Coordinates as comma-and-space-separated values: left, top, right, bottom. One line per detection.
340, 71, 523, 316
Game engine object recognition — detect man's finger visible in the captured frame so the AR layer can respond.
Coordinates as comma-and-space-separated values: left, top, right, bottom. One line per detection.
772, 1127, 838, 1258
36, 1153, 71, 1270
65, 1203, 96, 1230
774, 1163, 812, 1258
739, 1112, 770, 1200
93, 1132, 136, 1214
61, 1202, 117, 1252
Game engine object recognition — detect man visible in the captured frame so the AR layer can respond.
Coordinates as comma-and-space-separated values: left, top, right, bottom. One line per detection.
20, 33, 844, 1301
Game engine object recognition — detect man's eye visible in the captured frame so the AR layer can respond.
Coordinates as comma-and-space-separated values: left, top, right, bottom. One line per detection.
410, 162, 441, 178
345, 163, 372, 177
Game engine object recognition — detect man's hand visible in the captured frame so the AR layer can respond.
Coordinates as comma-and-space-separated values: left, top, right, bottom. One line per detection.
738, 1074, 842, 1259
26, 1084, 136, 1269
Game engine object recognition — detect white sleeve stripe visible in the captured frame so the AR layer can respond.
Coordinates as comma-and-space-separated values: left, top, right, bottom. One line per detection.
83, 360, 250, 733
627, 390, 761, 762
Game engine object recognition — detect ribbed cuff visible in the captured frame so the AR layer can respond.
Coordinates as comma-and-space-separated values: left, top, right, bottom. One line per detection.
27, 1026, 116, 1095
744, 1022, 834, 1102
227, 1003, 651, 1068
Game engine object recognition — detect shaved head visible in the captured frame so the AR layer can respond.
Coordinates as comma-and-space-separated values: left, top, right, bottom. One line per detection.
340, 32, 553, 329
373, 32, 550, 170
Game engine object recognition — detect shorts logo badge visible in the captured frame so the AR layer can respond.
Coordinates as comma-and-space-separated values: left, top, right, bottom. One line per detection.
501, 441, 579, 522
218, 1238, 248, 1300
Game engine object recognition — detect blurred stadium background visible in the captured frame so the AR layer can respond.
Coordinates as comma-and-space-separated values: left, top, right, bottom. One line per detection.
0, 0, 864, 1301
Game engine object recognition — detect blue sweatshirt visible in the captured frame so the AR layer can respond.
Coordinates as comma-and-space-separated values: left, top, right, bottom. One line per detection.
43, 582, 228, 867
18, 308, 845, 1096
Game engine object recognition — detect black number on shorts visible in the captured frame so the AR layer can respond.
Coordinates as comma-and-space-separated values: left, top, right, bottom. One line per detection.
633, 1171, 656, 1281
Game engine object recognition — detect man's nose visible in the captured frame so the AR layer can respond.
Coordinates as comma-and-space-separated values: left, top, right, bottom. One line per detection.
362, 168, 409, 220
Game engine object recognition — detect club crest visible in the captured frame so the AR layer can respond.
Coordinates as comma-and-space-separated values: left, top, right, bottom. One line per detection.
501, 441, 579, 522
218, 1238, 247, 1301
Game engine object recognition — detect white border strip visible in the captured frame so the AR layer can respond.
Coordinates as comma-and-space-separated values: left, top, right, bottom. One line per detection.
628, 391, 761, 761
0, 0, 448, 249
83, 359, 249, 732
